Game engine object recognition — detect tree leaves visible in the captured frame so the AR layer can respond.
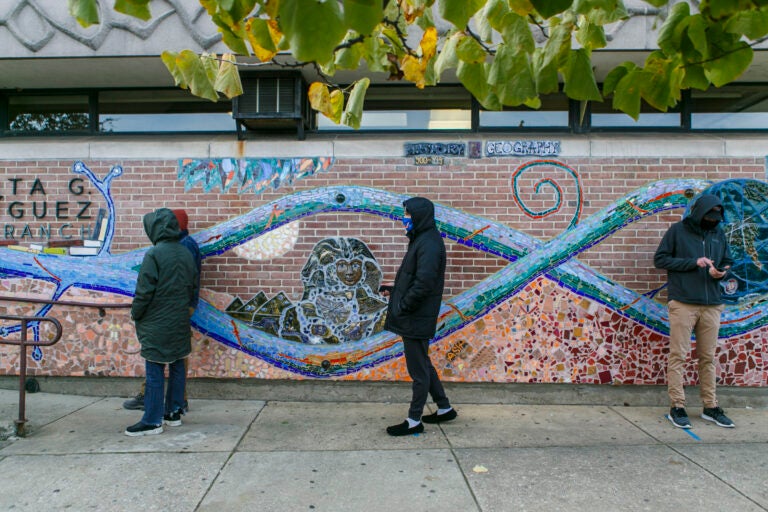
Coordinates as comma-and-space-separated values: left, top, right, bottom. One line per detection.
72, 0, 767, 128
114, 0, 152, 21
68, 0, 99, 27
278, 0, 347, 64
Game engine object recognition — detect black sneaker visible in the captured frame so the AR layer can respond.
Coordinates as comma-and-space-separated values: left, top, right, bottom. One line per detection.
163, 410, 182, 427
182, 400, 189, 413
124, 421, 162, 437
702, 407, 735, 428
422, 408, 458, 424
668, 407, 692, 429
122, 393, 145, 411
386, 420, 424, 436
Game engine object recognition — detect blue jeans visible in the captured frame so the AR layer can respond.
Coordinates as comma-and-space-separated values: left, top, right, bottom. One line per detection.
141, 359, 186, 426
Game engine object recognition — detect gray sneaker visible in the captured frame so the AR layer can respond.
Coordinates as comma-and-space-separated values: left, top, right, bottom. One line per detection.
668, 407, 692, 428
702, 407, 735, 428
122, 393, 144, 411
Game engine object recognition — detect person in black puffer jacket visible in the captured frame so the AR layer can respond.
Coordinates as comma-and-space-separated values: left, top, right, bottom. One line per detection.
382, 197, 457, 436
654, 194, 735, 430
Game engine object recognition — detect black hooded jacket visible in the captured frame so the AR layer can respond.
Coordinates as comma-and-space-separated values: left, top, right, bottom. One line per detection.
654, 194, 733, 305
383, 197, 446, 339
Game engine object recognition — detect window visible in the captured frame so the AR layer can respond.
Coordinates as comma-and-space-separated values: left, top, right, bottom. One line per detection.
479, 93, 570, 129
590, 97, 682, 129
317, 85, 472, 131
6, 94, 91, 134
99, 90, 234, 133
691, 84, 768, 130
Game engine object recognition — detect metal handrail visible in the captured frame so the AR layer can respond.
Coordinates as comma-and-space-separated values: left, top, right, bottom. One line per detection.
0, 315, 62, 436
0, 296, 131, 436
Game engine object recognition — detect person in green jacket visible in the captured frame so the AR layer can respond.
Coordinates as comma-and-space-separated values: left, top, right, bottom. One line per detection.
125, 208, 199, 437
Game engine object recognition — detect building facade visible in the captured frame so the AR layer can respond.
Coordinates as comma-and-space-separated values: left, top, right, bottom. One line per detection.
1, 1, 766, 389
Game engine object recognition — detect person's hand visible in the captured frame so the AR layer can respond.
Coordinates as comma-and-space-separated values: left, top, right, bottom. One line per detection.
708, 265, 729, 279
379, 284, 394, 297
697, 257, 714, 268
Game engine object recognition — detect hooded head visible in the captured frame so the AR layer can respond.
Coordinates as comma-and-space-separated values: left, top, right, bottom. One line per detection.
402, 197, 436, 238
172, 209, 189, 232
143, 208, 181, 245
686, 194, 724, 232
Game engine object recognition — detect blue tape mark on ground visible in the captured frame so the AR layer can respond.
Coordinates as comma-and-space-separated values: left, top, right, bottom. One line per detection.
682, 428, 701, 440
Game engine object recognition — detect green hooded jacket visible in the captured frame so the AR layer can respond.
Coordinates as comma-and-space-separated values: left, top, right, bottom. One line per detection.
131, 208, 199, 363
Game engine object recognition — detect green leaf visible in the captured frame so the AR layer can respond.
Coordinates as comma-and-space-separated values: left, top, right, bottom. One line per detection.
530, 0, 572, 19
456, 35, 487, 64
540, 20, 572, 69
247, 17, 277, 53
176, 50, 219, 102
476, 5, 494, 42
500, 12, 535, 53
211, 14, 251, 55
213, 54, 244, 98
210, 0, 258, 25
68, 0, 100, 27
161, 51, 188, 88
583, 1, 629, 24
706, 0, 748, 19
562, 49, 602, 101
201, 52, 220, 83
335, 38, 364, 69
279, 0, 347, 63
704, 41, 753, 86
685, 14, 708, 58
612, 69, 642, 120
361, 34, 390, 73
638, 51, 682, 110
342, 78, 370, 129
576, 19, 607, 50
643, 0, 669, 7
532, 48, 559, 94
114, 0, 152, 20
457, 61, 500, 110
434, 32, 461, 78
484, 0, 510, 31
489, 44, 537, 106
681, 64, 710, 90
602, 61, 635, 96
438, 0, 486, 28
724, 8, 768, 39
657, 1, 690, 54
344, 0, 382, 35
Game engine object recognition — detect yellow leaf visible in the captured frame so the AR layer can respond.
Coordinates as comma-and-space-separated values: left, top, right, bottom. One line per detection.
328, 89, 344, 124
402, 54, 426, 88
246, 18, 282, 62
396, 0, 424, 23
420, 27, 437, 61
308, 82, 332, 114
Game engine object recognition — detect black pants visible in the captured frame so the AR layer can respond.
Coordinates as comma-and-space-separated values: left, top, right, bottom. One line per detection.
403, 337, 451, 421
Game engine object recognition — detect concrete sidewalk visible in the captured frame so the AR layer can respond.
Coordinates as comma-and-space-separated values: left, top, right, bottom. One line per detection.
1, 389, 766, 512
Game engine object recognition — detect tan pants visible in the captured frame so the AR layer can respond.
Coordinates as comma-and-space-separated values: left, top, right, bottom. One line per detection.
667, 300, 723, 408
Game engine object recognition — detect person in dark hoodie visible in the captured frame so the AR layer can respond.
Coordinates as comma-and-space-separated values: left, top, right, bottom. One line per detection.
125, 208, 199, 436
654, 194, 735, 429
381, 197, 456, 436
122, 209, 201, 412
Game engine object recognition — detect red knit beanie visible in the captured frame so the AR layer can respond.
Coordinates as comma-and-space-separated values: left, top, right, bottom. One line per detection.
172, 209, 188, 231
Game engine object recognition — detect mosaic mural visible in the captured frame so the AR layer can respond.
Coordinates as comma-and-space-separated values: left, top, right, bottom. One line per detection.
1, 158, 767, 386
226, 238, 387, 344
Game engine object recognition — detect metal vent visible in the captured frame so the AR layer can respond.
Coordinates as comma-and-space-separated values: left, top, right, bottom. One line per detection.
232, 72, 309, 140
238, 77, 298, 114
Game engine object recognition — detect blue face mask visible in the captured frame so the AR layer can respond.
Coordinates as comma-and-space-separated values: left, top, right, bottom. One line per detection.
402, 216, 414, 233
